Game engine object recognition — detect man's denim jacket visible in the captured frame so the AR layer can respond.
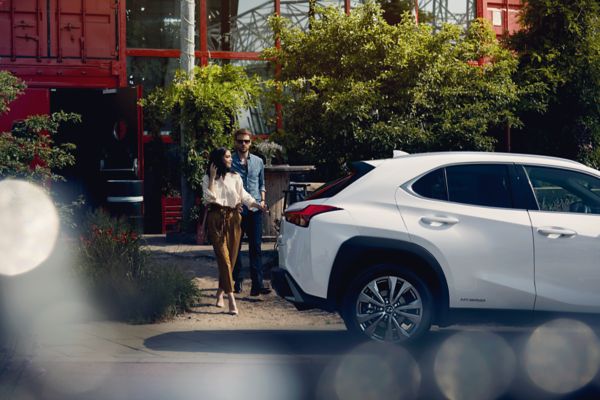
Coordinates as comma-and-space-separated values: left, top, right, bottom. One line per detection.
231, 152, 265, 205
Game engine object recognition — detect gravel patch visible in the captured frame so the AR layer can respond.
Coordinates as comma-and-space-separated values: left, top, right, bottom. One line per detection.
148, 250, 344, 331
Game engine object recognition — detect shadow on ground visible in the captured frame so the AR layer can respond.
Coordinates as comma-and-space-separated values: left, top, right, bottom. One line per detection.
143, 327, 521, 357
144, 329, 360, 356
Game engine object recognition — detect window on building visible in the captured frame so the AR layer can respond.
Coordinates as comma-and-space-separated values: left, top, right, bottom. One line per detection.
127, 0, 189, 49
127, 56, 180, 94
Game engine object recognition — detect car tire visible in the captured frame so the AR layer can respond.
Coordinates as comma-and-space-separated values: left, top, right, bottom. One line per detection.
341, 264, 433, 344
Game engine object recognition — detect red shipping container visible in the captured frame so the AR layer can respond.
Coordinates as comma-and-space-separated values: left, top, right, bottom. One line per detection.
0, 0, 126, 89
478, 0, 523, 37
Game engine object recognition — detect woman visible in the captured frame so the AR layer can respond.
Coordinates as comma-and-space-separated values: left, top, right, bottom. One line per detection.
202, 147, 264, 315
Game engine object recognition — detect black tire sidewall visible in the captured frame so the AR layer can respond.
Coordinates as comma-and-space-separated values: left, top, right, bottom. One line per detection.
341, 264, 433, 344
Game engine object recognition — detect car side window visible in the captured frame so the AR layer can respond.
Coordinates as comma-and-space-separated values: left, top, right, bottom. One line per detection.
446, 164, 513, 208
524, 166, 600, 214
412, 168, 448, 200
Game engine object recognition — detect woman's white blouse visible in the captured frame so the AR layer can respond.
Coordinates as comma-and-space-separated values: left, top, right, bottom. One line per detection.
202, 173, 255, 208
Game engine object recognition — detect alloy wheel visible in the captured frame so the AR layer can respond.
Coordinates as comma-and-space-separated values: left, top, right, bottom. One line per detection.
355, 276, 423, 342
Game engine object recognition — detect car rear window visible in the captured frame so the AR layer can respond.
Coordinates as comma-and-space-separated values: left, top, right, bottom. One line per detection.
307, 162, 376, 200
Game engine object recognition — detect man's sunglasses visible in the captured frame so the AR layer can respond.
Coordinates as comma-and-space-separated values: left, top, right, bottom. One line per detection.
236, 139, 251, 144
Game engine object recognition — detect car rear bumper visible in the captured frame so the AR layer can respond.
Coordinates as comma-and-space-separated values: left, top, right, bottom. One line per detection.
271, 267, 335, 312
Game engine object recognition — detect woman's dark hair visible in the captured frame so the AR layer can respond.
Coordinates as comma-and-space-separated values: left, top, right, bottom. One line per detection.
206, 147, 231, 179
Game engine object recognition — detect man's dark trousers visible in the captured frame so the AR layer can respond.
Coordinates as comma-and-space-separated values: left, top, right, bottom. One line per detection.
233, 209, 263, 290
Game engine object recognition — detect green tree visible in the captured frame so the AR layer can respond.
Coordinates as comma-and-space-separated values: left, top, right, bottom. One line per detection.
0, 71, 79, 185
264, 2, 522, 178
509, 0, 600, 168
140, 64, 261, 192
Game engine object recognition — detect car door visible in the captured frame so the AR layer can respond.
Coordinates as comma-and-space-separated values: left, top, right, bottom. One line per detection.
397, 163, 536, 310
522, 165, 600, 313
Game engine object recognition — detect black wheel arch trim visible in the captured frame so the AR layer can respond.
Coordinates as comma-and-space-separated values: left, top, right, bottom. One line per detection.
327, 236, 450, 325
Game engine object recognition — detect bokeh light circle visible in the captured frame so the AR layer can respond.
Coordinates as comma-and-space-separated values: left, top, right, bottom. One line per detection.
524, 319, 600, 394
333, 341, 421, 400
434, 331, 516, 400
0, 179, 59, 276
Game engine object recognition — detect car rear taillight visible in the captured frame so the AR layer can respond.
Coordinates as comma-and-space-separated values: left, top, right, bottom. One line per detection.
284, 205, 342, 227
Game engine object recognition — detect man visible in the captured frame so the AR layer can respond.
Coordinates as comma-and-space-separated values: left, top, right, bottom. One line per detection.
231, 129, 272, 296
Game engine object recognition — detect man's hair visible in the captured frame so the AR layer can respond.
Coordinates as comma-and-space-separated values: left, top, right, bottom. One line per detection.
234, 128, 253, 141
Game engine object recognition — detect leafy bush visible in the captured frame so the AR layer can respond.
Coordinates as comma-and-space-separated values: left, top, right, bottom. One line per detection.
78, 210, 200, 322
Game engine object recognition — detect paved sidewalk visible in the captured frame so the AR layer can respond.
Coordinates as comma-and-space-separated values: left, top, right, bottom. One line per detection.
29, 320, 346, 364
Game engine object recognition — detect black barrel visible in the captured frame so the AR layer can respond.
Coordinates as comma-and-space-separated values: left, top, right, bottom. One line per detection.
105, 180, 144, 233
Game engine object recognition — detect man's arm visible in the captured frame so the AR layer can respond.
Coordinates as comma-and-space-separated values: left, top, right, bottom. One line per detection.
259, 158, 266, 204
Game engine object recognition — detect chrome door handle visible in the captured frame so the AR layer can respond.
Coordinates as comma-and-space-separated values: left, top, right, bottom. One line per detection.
537, 227, 577, 238
420, 216, 459, 227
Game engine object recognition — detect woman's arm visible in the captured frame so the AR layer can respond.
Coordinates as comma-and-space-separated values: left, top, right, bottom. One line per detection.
201, 166, 218, 204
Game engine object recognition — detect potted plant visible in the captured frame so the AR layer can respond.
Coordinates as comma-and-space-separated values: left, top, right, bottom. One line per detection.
254, 140, 284, 167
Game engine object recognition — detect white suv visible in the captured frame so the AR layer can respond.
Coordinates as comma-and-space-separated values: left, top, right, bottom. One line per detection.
272, 152, 600, 343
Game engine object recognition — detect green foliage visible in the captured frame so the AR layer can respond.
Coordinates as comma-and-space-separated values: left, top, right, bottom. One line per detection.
139, 86, 175, 138
265, 2, 522, 178
0, 71, 25, 115
0, 112, 80, 183
509, 0, 600, 165
140, 64, 261, 191
78, 210, 200, 322
0, 72, 80, 184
